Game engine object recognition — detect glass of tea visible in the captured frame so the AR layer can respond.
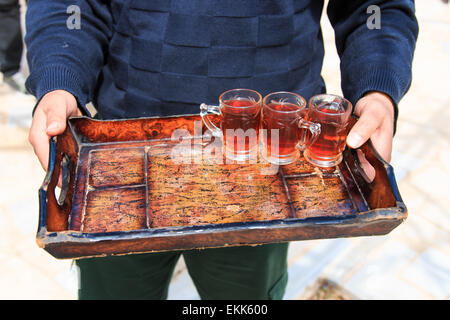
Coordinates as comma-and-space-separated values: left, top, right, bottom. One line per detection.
260, 92, 321, 165
302, 94, 352, 168
200, 88, 262, 161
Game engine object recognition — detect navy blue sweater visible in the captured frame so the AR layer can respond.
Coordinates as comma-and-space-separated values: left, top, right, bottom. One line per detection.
25, 0, 418, 121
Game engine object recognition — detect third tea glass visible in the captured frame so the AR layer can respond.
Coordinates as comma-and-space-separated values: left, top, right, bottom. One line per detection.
302, 94, 352, 167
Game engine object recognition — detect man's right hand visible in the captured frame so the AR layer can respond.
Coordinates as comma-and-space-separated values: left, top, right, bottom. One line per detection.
28, 90, 82, 172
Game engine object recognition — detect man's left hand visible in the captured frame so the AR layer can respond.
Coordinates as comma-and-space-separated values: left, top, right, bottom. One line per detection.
346, 91, 395, 163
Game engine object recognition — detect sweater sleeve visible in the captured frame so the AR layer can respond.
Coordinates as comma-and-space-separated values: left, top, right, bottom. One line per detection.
25, 0, 112, 115
326, 0, 419, 125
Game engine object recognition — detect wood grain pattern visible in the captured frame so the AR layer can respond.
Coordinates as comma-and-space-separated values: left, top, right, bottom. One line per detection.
83, 186, 147, 233
147, 144, 290, 228
70, 115, 204, 144
88, 148, 146, 188
287, 175, 355, 219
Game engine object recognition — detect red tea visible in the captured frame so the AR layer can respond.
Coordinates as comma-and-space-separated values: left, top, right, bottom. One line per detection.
303, 94, 352, 167
261, 102, 304, 157
306, 105, 348, 159
200, 89, 262, 161
222, 99, 261, 155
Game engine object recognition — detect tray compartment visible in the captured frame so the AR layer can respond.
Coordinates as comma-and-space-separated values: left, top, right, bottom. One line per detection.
147, 143, 291, 228
83, 186, 148, 233
88, 147, 146, 188
284, 171, 355, 219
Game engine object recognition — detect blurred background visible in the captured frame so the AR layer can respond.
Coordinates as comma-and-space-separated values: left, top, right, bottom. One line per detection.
0, 0, 449, 299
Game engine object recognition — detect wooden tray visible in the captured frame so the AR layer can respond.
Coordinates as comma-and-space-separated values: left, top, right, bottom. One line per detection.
36, 114, 407, 259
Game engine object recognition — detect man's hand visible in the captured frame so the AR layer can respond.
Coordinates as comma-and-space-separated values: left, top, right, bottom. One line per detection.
28, 90, 82, 171
346, 91, 395, 180
346, 91, 395, 162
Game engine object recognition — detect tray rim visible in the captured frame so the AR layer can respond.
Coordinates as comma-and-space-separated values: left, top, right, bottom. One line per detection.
37, 206, 406, 242
36, 206, 406, 259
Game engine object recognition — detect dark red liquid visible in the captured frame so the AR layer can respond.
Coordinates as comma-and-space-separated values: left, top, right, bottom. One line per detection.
261, 103, 303, 156
307, 106, 348, 159
221, 99, 261, 154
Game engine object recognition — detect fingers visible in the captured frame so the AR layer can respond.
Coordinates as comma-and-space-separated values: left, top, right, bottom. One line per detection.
369, 122, 393, 163
357, 149, 376, 182
29, 107, 51, 171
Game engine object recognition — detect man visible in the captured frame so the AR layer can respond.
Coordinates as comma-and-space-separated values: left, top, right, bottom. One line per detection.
25, 0, 418, 299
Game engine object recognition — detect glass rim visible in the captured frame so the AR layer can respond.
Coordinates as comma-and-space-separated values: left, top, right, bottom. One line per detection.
309, 94, 352, 116
219, 88, 262, 108
262, 91, 306, 114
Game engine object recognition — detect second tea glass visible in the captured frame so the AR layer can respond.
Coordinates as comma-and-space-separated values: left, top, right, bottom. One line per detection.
302, 94, 352, 167
260, 92, 321, 165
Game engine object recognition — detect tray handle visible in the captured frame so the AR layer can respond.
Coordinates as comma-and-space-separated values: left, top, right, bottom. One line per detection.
347, 138, 404, 211
42, 134, 76, 232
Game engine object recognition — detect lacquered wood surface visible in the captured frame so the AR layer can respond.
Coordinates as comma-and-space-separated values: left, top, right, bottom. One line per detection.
37, 115, 407, 259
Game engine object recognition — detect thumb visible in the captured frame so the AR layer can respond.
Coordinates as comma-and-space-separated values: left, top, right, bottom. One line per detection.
45, 105, 68, 136
43, 90, 79, 136
346, 109, 382, 149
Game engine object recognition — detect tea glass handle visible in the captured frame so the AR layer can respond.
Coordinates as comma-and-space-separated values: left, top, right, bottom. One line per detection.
297, 119, 321, 151
200, 103, 223, 137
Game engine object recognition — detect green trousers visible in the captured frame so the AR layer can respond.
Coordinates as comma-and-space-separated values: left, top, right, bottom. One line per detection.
76, 242, 289, 300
